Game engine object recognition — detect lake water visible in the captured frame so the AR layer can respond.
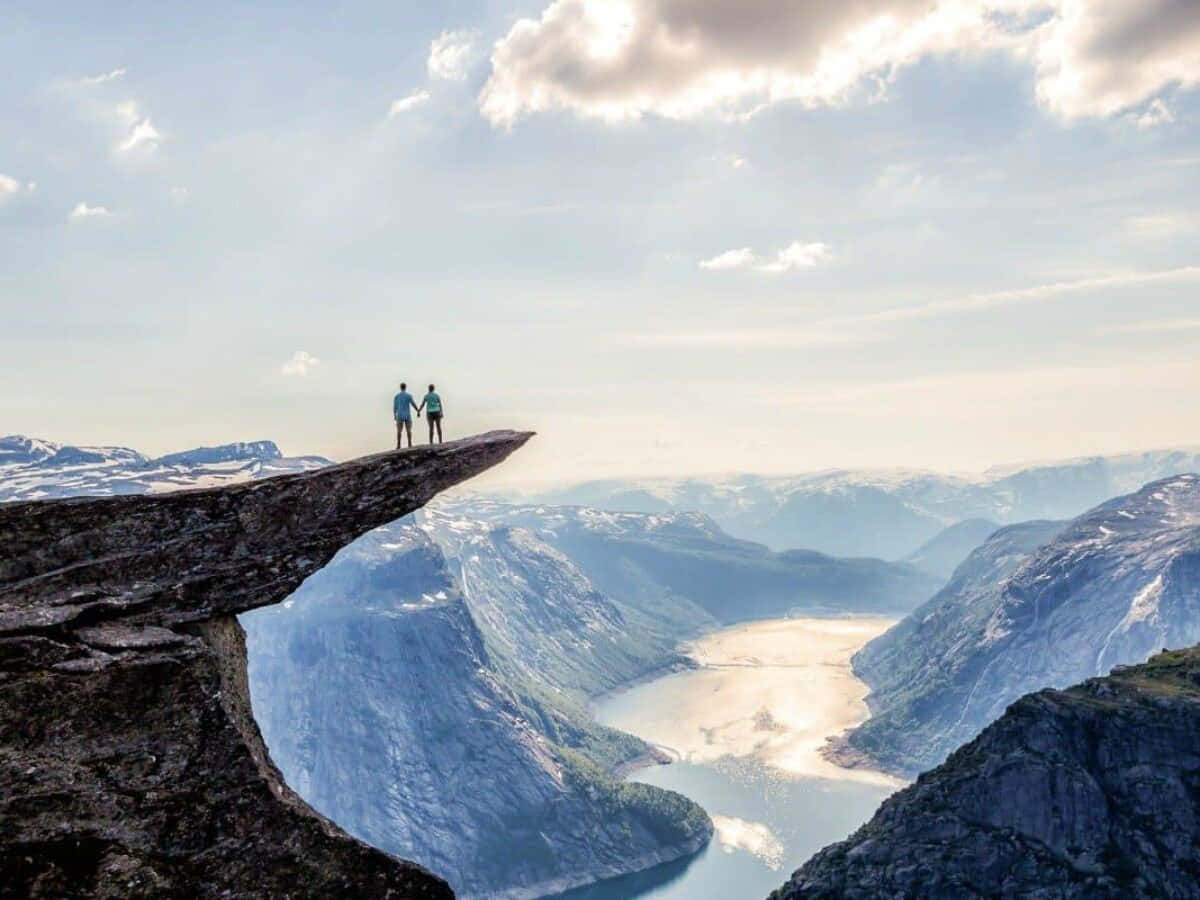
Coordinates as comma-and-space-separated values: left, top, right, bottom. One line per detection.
559, 618, 903, 900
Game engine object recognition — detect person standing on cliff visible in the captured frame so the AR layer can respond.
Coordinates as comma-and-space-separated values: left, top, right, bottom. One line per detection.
393, 382, 420, 449
419, 384, 443, 444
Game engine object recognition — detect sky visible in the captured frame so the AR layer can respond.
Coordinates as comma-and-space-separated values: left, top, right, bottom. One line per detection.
2, 0, 1199, 486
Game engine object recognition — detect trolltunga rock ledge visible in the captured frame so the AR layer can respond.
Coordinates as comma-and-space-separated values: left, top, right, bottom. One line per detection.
0, 431, 532, 898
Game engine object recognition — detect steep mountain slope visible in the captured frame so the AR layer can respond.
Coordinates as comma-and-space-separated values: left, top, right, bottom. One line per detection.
243, 523, 710, 899
430, 499, 942, 622
772, 647, 1200, 899
901, 517, 1001, 581
838, 474, 1200, 775
511, 447, 1200, 557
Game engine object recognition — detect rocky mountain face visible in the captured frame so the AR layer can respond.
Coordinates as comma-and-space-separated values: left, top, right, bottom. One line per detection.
837, 474, 1200, 776
772, 646, 1200, 899
243, 522, 710, 900
0, 431, 531, 898
512, 447, 1200, 558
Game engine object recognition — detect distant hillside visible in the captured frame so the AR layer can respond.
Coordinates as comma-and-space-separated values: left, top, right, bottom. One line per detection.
901, 517, 1000, 581
427, 499, 942, 622
836, 474, 1200, 776
506, 447, 1200, 558
0, 434, 325, 501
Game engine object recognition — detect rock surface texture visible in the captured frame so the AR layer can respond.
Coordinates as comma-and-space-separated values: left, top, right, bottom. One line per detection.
772, 646, 1200, 899
0, 431, 532, 899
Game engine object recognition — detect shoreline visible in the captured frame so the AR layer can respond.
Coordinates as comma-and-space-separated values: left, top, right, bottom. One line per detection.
595, 615, 904, 786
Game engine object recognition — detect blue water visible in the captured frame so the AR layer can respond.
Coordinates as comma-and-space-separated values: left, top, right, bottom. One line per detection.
557, 756, 890, 899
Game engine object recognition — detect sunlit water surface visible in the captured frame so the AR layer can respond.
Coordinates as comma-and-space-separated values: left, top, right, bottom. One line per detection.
559, 618, 903, 900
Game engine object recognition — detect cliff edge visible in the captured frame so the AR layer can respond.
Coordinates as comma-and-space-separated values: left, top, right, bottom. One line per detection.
0, 431, 532, 898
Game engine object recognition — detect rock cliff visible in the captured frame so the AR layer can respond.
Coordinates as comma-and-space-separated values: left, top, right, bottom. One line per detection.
0, 432, 530, 898
771, 645, 1200, 899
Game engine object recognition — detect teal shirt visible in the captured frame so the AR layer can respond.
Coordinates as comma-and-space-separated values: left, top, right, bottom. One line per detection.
423, 391, 442, 414
393, 391, 417, 421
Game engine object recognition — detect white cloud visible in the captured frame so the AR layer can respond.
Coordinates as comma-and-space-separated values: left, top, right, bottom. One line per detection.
118, 116, 162, 152
699, 247, 758, 270
428, 30, 479, 81
0, 174, 37, 200
0, 175, 22, 199
699, 240, 832, 273
759, 241, 833, 273
730, 155, 748, 169
69, 202, 112, 220
1136, 98, 1175, 129
79, 67, 128, 85
1033, 2, 1200, 120
479, 0, 1200, 127
388, 89, 432, 117
281, 350, 321, 376
1124, 212, 1198, 241
643, 265, 1200, 348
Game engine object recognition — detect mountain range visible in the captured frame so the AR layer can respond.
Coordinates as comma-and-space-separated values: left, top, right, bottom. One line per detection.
508, 447, 1200, 559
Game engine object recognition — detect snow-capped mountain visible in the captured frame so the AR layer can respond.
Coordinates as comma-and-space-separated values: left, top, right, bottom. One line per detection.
0, 435, 328, 501
422, 498, 942, 622
506, 447, 1200, 560
838, 474, 1200, 776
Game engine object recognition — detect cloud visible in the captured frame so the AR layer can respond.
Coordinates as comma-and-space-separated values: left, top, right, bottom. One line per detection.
428, 30, 479, 81
1124, 212, 1198, 240
479, 0, 1200, 127
117, 115, 162, 153
847, 266, 1200, 326
699, 247, 757, 270
759, 240, 833, 272
281, 350, 321, 376
69, 202, 112, 220
79, 67, 128, 85
711, 815, 784, 870
641, 265, 1200, 348
0, 174, 35, 200
388, 89, 432, 117
699, 240, 832, 273
1033, 2, 1200, 120
1136, 98, 1175, 129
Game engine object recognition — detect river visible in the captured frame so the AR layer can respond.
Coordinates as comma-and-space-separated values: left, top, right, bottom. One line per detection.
558, 617, 903, 900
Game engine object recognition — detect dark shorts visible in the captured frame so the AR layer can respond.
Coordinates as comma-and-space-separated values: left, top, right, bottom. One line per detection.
396, 418, 412, 428
428, 411, 443, 422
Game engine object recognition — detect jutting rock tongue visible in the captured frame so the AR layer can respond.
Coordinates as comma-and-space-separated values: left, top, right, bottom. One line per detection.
0, 431, 532, 899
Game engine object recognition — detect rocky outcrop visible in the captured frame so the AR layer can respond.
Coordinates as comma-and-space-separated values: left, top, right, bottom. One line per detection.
836, 474, 1200, 776
771, 646, 1200, 899
0, 432, 531, 898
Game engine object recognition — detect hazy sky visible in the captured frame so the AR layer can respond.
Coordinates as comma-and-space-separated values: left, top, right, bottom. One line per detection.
2, 0, 1199, 485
